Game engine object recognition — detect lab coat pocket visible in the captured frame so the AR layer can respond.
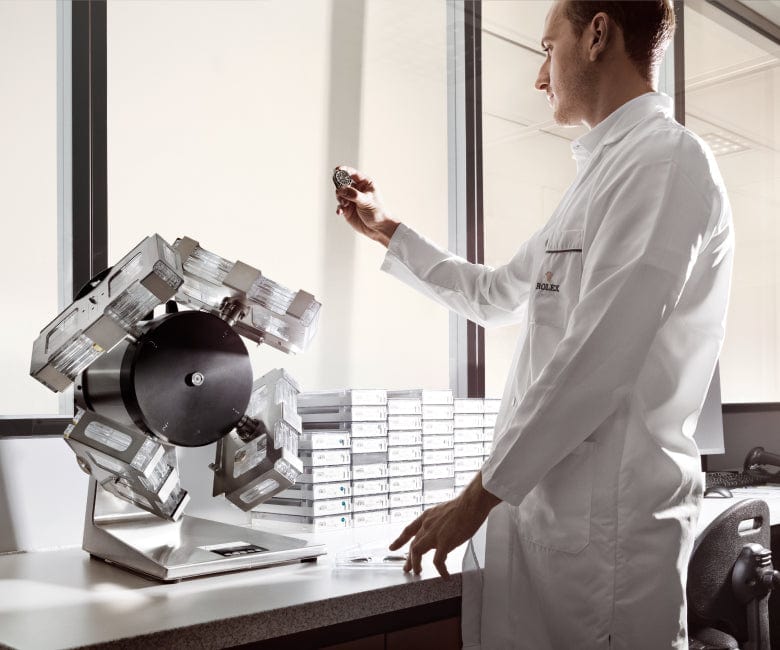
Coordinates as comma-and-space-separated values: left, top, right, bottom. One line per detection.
531, 229, 584, 327
516, 440, 595, 554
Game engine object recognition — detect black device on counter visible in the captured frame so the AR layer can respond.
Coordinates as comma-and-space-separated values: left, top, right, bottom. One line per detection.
704, 446, 780, 497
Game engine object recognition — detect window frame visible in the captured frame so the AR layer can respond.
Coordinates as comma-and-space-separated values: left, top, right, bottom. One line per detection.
0, 0, 107, 437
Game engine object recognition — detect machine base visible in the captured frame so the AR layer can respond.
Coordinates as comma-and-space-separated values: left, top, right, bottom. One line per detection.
83, 479, 326, 581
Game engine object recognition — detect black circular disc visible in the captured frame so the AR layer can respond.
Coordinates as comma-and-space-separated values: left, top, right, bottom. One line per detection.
125, 311, 252, 447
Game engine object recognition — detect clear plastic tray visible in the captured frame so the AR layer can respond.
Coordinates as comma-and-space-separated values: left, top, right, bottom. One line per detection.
334, 541, 409, 569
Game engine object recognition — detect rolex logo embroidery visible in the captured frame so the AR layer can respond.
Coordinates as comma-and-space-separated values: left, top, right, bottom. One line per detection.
536, 271, 560, 293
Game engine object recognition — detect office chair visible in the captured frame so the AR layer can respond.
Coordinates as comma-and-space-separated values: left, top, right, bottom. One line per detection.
688, 499, 780, 650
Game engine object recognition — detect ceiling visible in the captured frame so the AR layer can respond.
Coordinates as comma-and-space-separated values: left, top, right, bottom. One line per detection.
481, 0, 780, 200
740, 0, 780, 26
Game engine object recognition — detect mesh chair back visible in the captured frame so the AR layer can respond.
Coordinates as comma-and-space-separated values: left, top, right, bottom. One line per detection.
688, 498, 770, 642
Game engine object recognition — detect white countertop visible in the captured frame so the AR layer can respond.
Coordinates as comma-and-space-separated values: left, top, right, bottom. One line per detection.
0, 525, 465, 650
5, 487, 780, 650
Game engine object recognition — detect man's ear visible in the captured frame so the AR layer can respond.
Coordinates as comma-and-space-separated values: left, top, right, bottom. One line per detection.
588, 12, 611, 62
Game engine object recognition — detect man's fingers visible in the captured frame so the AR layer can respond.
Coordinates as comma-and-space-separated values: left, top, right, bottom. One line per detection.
336, 187, 376, 213
336, 186, 357, 201
409, 536, 431, 575
433, 549, 450, 578
389, 517, 424, 551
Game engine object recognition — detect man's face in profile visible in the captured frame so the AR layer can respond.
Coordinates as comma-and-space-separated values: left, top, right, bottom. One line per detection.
536, 1, 592, 127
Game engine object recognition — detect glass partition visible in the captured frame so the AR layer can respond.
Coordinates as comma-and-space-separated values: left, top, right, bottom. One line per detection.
684, 2, 780, 402
481, 0, 584, 397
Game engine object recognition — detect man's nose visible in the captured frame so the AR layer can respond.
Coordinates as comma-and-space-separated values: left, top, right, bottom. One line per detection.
535, 61, 549, 92
534, 61, 550, 92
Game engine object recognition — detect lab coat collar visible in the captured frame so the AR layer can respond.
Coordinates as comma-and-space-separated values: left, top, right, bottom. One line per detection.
571, 92, 673, 167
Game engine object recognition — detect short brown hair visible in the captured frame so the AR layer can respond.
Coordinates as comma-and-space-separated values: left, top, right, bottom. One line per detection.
564, 1, 675, 79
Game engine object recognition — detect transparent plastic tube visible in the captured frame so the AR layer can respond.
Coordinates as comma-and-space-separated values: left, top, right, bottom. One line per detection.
274, 457, 301, 483
84, 421, 132, 451
131, 438, 163, 471
239, 478, 280, 504
50, 333, 104, 379
248, 276, 295, 315
274, 421, 299, 456
105, 283, 160, 330
183, 246, 234, 285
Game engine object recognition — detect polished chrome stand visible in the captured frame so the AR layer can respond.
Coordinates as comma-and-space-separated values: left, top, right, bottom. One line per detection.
82, 479, 326, 581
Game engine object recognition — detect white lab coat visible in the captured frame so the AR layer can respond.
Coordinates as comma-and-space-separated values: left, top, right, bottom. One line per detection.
381, 93, 733, 650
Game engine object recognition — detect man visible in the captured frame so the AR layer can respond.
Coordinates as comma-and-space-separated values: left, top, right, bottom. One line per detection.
335, 1, 733, 648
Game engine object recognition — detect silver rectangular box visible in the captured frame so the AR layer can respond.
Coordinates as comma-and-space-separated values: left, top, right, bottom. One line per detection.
484, 398, 501, 413
422, 449, 455, 465
389, 475, 423, 492
422, 434, 454, 450
422, 404, 455, 420
352, 452, 388, 465
352, 463, 389, 481
388, 430, 423, 446
299, 449, 351, 467
387, 414, 422, 430
303, 421, 388, 437
387, 398, 422, 415
454, 428, 483, 443
454, 413, 484, 428
299, 404, 388, 423
352, 437, 388, 455
454, 442, 484, 458
388, 389, 452, 405
423, 489, 455, 505
389, 461, 422, 478
353, 494, 390, 513
422, 420, 454, 435
454, 398, 484, 414
252, 511, 352, 531
389, 491, 423, 509
455, 470, 479, 487
424, 477, 455, 491
276, 482, 352, 500
297, 467, 352, 483
388, 446, 423, 463
255, 497, 352, 517
454, 456, 483, 472
298, 389, 387, 408
390, 506, 422, 525
352, 478, 389, 497
423, 464, 455, 480
299, 431, 351, 450
353, 509, 391, 528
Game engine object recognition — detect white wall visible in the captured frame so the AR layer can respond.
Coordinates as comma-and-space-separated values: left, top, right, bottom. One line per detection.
0, 439, 86, 551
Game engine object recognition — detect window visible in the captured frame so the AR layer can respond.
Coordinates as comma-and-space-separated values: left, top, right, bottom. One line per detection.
106, 0, 450, 391
684, 2, 780, 403
480, 0, 583, 397
0, 1, 62, 418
